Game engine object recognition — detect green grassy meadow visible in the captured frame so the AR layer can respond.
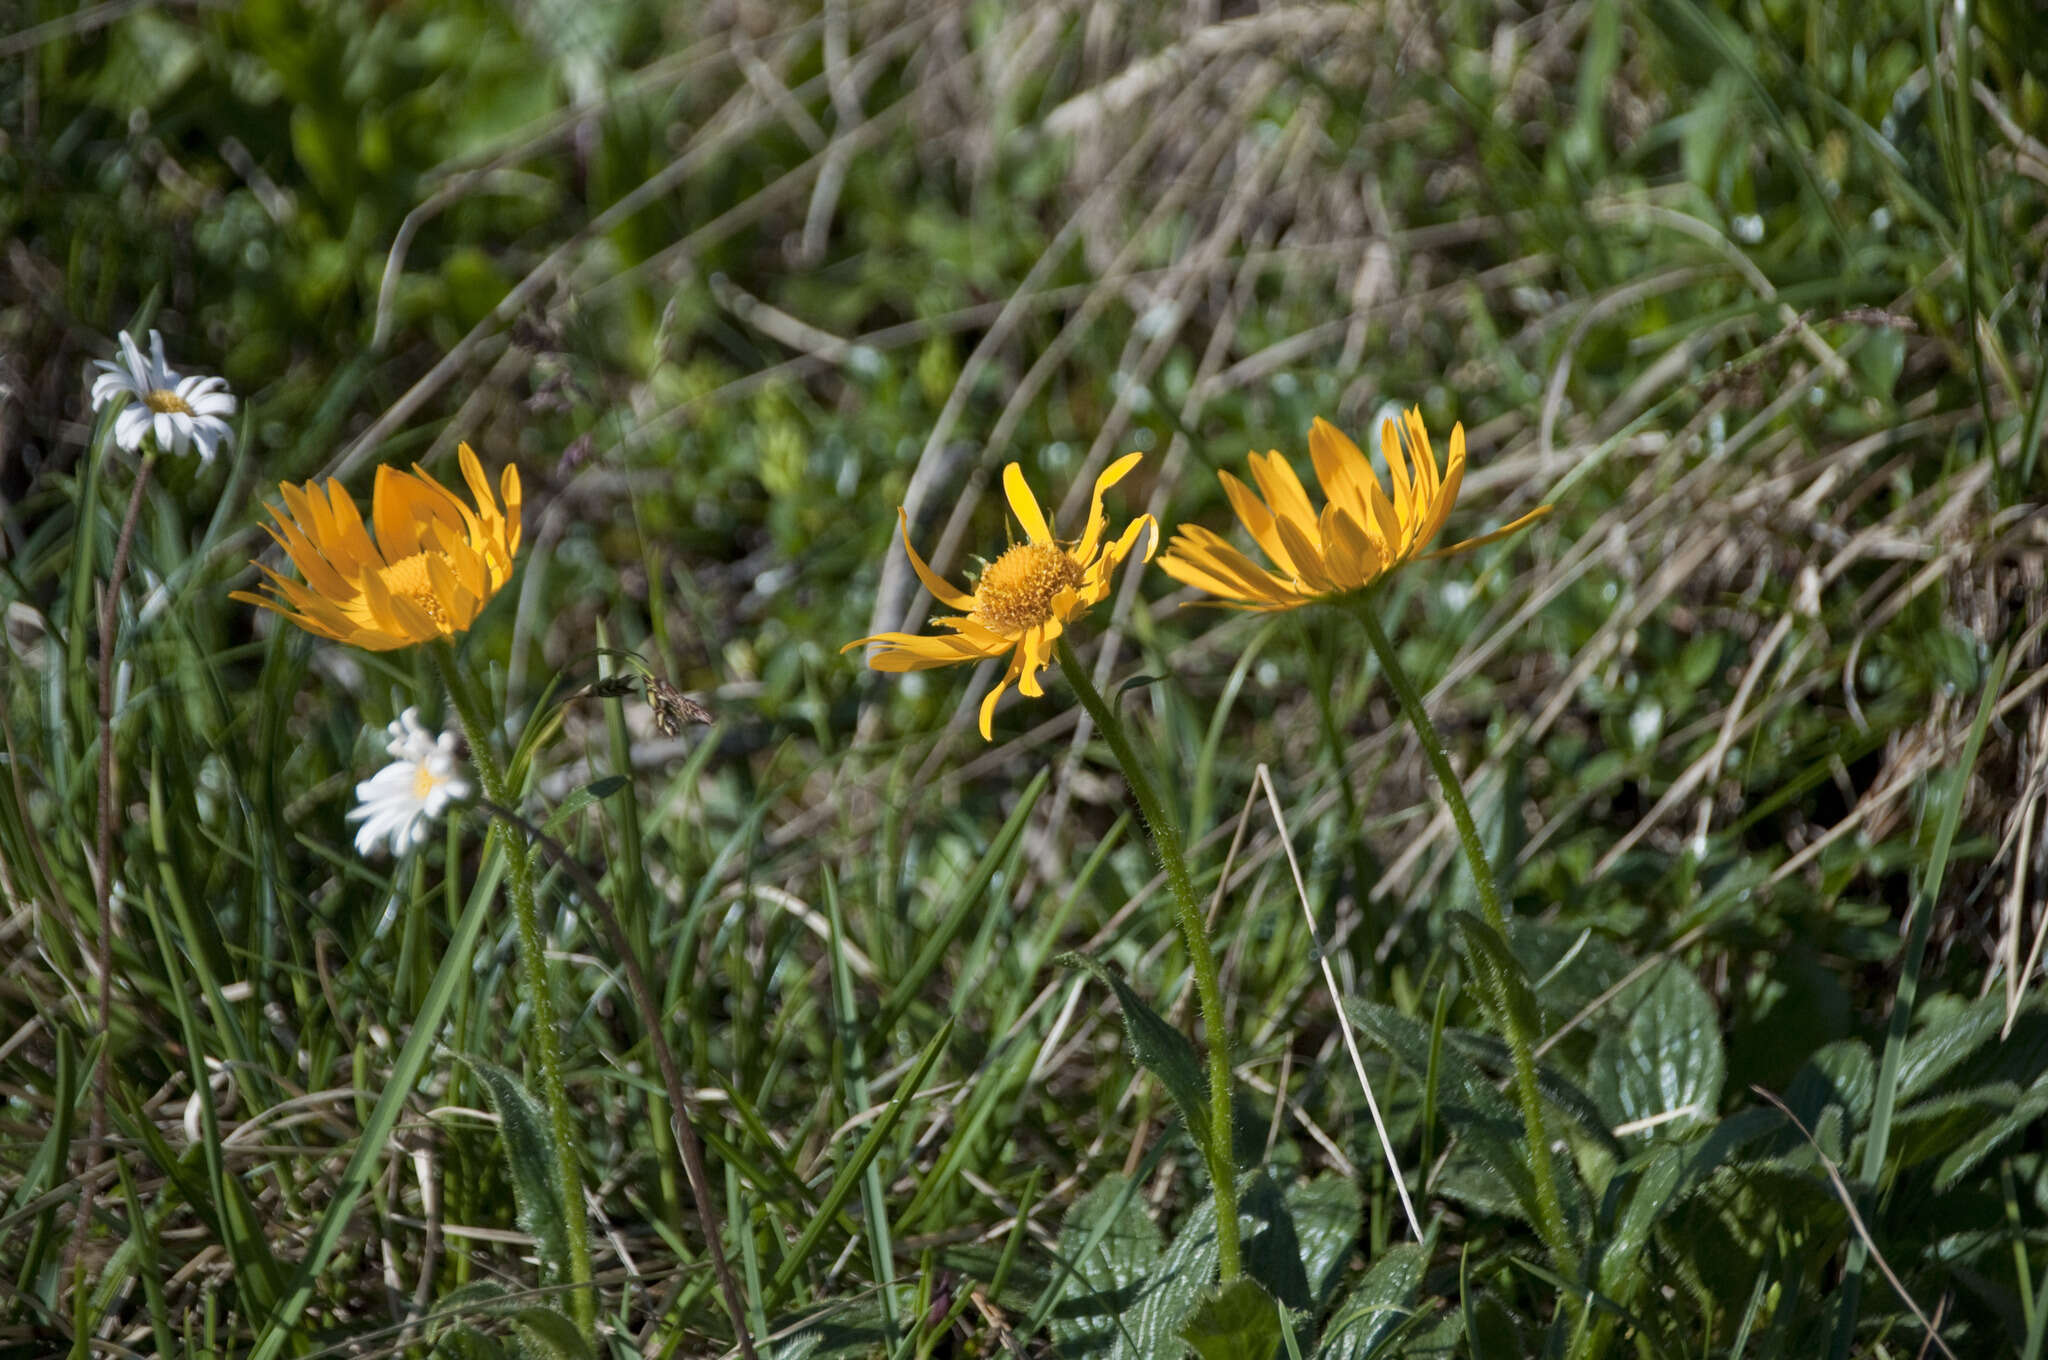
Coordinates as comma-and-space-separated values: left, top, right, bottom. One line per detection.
4, 1, 2048, 1356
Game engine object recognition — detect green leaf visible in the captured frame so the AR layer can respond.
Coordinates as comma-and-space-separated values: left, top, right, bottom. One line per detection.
469, 1061, 574, 1292
1180, 1279, 1284, 1360
1899, 989, 2042, 1102
1315, 1243, 1430, 1360
1783, 1040, 1876, 1130
1059, 952, 1214, 1152
1936, 1083, 2048, 1189
1284, 1175, 1360, 1309
1116, 673, 1165, 699
1049, 1178, 1308, 1360
1589, 962, 1725, 1138
509, 1306, 594, 1360
1050, 1175, 1166, 1358
1451, 915, 1545, 1067
766, 1297, 895, 1360
1594, 1144, 1685, 1309
1441, 1029, 1624, 1157
1433, 1130, 1543, 1227
1239, 1174, 1314, 1349
1343, 999, 1518, 1140
431, 1328, 508, 1360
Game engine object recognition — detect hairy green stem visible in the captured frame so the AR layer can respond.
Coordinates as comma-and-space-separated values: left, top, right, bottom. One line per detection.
431, 643, 596, 1335
1350, 598, 1574, 1271
1054, 638, 1240, 1280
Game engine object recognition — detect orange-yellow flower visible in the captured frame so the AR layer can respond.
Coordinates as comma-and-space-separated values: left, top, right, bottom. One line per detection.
845, 454, 1156, 739
231, 443, 523, 651
1159, 410, 1550, 610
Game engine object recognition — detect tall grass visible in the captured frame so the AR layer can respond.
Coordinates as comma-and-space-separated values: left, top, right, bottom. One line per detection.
3, 1, 2045, 1357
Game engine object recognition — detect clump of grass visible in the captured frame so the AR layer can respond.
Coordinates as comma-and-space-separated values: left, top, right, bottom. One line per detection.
3, 2, 2046, 1358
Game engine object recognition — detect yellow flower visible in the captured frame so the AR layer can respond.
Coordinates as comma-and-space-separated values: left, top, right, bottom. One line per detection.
844, 454, 1156, 739
1159, 410, 1550, 610
231, 443, 523, 651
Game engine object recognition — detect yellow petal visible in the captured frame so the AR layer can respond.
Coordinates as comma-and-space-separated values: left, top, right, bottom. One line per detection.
897, 508, 974, 610
1247, 451, 1320, 545
500, 463, 524, 558
1272, 514, 1336, 595
842, 630, 997, 669
1307, 418, 1373, 530
424, 551, 479, 627
1417, 422, 1467, 551
1379, 415, 1416, 543
1410, 410, 1443, 507
1219, 468, 1299, 578
979, 660, 1017, 740
262, 517, 352, 602
1319, 503, 1379, 591
1003, 463, 1053, 544
327, 480, 386, 574
1159, 531, 1298, 606
372, 466, 427, 561
1420, 503, 1553, 561
1016, 621, 1060, 698
1075, 451, 1144, 561
458, 444, 498, 521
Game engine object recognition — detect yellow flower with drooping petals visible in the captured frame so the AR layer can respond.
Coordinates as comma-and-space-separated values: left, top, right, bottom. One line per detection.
845, 454, 1156, 739
1159, 410, 1550, 610
231, 443, 523, 651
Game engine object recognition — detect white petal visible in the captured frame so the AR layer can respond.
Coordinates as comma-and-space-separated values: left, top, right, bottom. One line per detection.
147, 330, 178, 387
118, 331, 148, 383
114, 407, 151, 452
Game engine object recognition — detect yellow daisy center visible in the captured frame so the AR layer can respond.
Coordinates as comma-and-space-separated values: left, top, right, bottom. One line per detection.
143, 388, 194, 415
412, 761, 442, 800
973, 541, 1081, 632
378, 552, 456, 629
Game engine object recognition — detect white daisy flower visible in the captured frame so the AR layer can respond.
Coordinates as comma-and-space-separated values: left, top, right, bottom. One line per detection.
346, 707, 471, 857
89, 328, 236, 462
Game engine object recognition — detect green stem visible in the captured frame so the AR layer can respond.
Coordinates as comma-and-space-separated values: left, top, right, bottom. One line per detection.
1349, 598, 1574, 1272
430, 643, 596, 1335
1054, 639, 1240, 1281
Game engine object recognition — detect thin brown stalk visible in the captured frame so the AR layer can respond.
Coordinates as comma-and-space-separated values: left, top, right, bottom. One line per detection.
70, 450, 155, 1276
477, 798, 761, 1360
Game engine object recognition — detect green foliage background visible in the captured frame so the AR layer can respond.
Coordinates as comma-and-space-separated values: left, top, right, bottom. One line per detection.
3, 0, 2046, 1356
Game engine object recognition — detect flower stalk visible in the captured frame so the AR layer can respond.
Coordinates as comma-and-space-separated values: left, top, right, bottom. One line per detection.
72, 447, 158, 1276
429, 642, 596, 1335
1054, 638, 1241, 1280
1348, 596, 1574, 1270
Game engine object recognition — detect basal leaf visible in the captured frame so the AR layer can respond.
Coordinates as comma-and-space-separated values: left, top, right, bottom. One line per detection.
431, 1328, 508, 1360
1589, 962, 1724, 1139
1343, 999, 1518, 1140
509, 1307, 591, 1360
766, 1297, 895, 1360
1050, 1175, 1166, 1359
1594, 1144, 1685, 1309
1181, 1279, 1284, 1360
1284, 1174, 1361, 1309
470, 1060, 574, 1293
1314, 1243, 1431, 1360
1239, 1173, 1313, 1346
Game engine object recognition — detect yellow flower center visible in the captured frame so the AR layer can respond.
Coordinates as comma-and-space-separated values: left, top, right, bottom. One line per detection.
143, 388, 194, 415
973, 542, 1080, 632
378, 552, 456, 629
412, 762, 442, 801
